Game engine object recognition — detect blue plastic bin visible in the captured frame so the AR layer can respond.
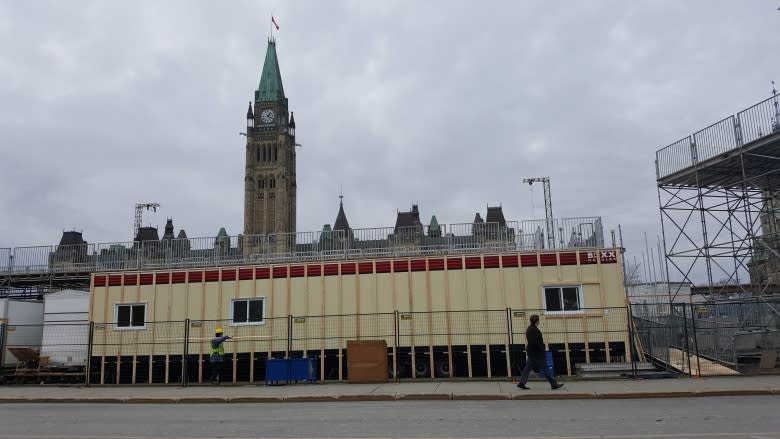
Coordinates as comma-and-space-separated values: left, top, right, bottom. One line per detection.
289, 357, 317, 383
265, 358, 289, 385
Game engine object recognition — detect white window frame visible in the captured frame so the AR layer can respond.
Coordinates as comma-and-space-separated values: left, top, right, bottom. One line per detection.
230, 297, 266, 326
542, 285, 584, 314
114, 303, 147, 330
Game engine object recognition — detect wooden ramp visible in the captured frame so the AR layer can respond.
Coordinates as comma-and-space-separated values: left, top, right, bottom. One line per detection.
668, 348, 740, 376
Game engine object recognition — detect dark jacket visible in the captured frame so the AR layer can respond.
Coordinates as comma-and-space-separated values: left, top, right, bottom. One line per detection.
525, 324, 545, 360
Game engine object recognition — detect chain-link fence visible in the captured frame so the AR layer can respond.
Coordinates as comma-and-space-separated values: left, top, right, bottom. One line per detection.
0, 322, 89, 384
631, 300, 780, 376
0, 306, 633, 386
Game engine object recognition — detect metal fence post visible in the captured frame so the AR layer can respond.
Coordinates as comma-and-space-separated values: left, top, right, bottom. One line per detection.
287, 315, 293, 356
681, 305, 691, 376
505, 308, 514, 380
393, 310, 400, 383
182, 319, 190, 387
689, 303, 701, 377
0, 322, 6, 369
626, 306, 637, 379
85, 321, 95, 387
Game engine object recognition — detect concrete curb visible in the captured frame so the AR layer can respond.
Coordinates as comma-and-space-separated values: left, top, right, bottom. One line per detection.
337, 394, 395, 402
227, 396, 284, 403
395, 393, 450, 401
453, 394, 512, 401
596, 391, 695, 399
513, 392, 595, 400
1, 389, 778, 403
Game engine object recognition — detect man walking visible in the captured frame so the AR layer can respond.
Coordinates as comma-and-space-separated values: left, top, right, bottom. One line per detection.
517, 314, 564, 390
209, 327, 232, 384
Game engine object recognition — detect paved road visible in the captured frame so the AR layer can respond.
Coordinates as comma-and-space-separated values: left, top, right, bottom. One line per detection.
0, 397, 778, 438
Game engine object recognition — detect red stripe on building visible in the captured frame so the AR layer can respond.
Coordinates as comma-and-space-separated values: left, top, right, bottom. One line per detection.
428, 258, 444, 271
520, 254, 538, 267
221, 268, 237, 281
289, 265, 305, 278
124, 273, 138, 286
188, 270, 203, 282
155, 272, 170, 284
108, 275, 122, 286
464, 257, 482, 269
94, 275, 107, 286
139, 273, 154, 285
323, 263, 339, 276
171, 272, 186, 283
204, 270, 219, 282
394, 260, 409, 272
410, 259, 426, 272
341, 262, 356, 275
447, 257, 462, 270
189, 271, 203, 283
375, 260, 391, 273
238, 268, 254, 280
307, 264, 321, 277
273, 266, 288, 278
599, 250, 618, 264
540, 254, 557, 266
256, 267, 270, 279
559, 252, 578, 265
483, 255, 500, 269
358, 262, 374, 274
501, 255, 519, 268
579, 251, 597, 264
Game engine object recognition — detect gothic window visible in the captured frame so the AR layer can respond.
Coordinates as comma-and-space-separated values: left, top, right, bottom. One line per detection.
270, 176, 276, 189
274, 145, 278, 161
263, 145, 267, 162
256, 146, 260, 162
259, 178, 265, 189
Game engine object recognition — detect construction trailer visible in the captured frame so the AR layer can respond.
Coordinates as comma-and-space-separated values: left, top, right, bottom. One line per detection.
0, 298, 44, 366
88, 248, 631, 384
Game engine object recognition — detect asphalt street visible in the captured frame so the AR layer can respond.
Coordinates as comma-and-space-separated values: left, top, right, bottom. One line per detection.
0, 397, 778, 438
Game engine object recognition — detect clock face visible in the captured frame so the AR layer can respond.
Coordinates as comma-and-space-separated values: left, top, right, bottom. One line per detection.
260, 109, 275, 124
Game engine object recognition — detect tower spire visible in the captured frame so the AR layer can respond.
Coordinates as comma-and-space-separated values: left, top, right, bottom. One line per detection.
255, 39, 285, 103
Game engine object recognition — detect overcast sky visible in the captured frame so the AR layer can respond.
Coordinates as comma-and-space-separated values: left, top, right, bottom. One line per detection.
1, 1, 778, 283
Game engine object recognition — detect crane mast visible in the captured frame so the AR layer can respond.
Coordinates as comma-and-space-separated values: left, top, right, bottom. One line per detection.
522, 177, 555, 249
134, 202, 160, 239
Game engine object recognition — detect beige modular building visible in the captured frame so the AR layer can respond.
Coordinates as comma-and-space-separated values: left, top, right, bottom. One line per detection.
88, 248, 630, 384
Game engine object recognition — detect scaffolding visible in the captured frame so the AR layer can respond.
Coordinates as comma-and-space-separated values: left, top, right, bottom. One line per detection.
656, 91, 780, 302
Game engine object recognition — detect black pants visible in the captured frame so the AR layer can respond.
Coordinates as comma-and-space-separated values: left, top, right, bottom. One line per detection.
209, 358, 223, 382
518, 356, 558, 387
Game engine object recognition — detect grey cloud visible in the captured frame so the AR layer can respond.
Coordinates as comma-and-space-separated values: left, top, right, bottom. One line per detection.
1, 0, 778, 283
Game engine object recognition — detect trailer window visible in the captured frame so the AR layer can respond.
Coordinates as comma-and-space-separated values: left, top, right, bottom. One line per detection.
115, 304, 146, 329
543, 286, 582, 313
232, 298, 264, 325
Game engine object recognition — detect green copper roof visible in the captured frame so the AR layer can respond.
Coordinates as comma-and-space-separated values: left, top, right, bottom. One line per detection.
429, 215, 440, 229
216, 227, 228, 237
256, 40, 285, 102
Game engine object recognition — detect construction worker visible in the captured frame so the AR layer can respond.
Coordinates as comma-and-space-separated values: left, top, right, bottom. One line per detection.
209, 328, 232, 384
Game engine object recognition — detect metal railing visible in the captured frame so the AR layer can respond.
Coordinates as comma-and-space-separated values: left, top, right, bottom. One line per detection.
632, 300, 780, 376
0, 217, 604, 276
656, 94, 780, 179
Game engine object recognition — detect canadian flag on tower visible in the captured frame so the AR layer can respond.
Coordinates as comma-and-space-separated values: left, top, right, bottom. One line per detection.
271, 16, 280, 30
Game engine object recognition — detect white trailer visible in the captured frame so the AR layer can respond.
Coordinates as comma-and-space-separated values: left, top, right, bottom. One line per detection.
41, 290, 89, 367
0, 298, 44, 367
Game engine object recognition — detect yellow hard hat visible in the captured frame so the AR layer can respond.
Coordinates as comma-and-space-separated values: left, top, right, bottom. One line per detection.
216, 327, 224, 334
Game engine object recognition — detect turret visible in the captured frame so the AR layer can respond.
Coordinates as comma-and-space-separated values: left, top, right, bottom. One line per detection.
246, 101, 254, 129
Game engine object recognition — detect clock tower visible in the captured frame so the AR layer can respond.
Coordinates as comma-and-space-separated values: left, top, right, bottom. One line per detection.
243, 38, 297, 248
